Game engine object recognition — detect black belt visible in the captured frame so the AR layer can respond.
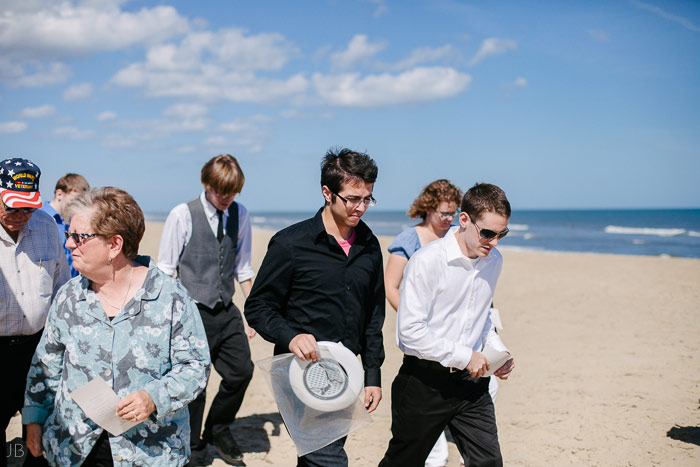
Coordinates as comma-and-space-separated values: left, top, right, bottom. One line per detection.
0, 329, 43, 347
403, 355, 467, 375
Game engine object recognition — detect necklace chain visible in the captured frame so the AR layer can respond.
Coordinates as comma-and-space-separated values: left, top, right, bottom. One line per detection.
98, 266, 134, 310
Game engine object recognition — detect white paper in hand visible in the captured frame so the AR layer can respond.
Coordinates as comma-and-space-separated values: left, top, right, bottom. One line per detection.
70, 377, 139, 436
482, 345, 511, 377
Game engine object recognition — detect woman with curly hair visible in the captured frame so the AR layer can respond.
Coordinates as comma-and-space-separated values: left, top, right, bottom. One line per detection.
385, 179, 462, 311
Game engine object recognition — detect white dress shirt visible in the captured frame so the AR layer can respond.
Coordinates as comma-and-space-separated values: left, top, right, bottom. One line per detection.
397, 226, 508, 370
157, 192, 255, 282
0, 209, 70, 336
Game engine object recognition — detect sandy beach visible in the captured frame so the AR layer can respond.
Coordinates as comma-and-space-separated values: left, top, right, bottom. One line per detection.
9, 222, 700, 466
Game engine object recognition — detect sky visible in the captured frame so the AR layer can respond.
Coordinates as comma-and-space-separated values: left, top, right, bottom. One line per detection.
1, 0, 699, 214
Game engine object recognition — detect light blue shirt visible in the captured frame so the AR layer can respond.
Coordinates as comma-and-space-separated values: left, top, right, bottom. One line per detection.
23, 256, 211, 467
387, 226, 422, 259
39, 202, 78, 277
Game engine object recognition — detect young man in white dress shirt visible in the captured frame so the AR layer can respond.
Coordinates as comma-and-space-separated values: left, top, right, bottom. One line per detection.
158, 154, 254, 467
379, 183, 515, 467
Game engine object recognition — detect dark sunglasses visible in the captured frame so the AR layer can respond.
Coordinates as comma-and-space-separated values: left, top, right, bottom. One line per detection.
2, 201, 36, 214
472, 219, 509, 240
64, 231, 101, 244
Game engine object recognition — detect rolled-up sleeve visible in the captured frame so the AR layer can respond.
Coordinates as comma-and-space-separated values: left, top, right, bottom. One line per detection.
234, 205, 255, 283
22, 300, 65, 425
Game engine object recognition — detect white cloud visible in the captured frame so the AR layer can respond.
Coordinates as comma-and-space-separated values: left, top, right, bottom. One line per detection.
97, 111, 117, 122
513, 77, 528, 87
0, 1, 190, 59
469, 38, 517, 65
0, 121, 27, 133
176, 145, 197, 153
111, 116, 209, 134
219, 115, 270, 133
630, 0, 700, 33
111, 28, 305, 103
588, 29, 610, 42
19, 105, 55, 118
383, 45, 453, 71
163, 103, 208, 119
52, 126, 94, 140
362, 0, 388, 18
63, 83, 93, 100
0, 1, 190, 88
204, 136, 227, 146
313, 67, 471, 107
101, 133, 136, 148
0, 59, 71, 87
330, 34, 386, 70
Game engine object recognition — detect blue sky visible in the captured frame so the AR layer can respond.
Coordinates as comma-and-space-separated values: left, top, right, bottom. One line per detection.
1, 0, 699, 213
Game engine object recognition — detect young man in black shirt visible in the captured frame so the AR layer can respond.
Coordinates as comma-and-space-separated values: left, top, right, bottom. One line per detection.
245, 148, 385, 467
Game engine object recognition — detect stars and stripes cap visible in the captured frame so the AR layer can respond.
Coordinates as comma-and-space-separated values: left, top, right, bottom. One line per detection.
0, 158, 42, 209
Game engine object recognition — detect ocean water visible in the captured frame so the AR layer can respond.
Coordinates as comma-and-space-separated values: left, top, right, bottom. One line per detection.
245, 209, 700, 259
146, 209, 700, 258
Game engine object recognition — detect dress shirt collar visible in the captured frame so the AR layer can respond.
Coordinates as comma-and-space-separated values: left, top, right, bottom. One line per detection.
199, 191, 221, 221
444, 226, 483, 268
309, 207, 373, 245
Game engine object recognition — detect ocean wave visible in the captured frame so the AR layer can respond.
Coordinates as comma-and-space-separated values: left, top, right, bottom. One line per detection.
689, 230, 700, 237
508, 224, 529, 231
604, 226, 686, 237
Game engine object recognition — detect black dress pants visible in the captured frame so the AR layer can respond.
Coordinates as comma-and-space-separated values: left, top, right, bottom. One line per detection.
189, 302, 254, 447
379, 356, 502, 467
1, 331, 48, 467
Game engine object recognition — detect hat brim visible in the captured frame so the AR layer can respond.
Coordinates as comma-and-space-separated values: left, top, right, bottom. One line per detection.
288, 341, 364, 412
0, 189, 42, 209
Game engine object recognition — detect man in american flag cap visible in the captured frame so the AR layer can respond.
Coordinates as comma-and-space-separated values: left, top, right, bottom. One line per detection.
0, 157, 69, 467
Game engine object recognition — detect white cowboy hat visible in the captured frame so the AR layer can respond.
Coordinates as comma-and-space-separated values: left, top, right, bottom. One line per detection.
288, 341, 364, 412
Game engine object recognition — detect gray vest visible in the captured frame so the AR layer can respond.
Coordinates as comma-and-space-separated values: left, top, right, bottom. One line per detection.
178, 198, 239, 308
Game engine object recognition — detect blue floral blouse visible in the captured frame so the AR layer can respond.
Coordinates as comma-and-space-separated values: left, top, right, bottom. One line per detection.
22, 256, 211, 467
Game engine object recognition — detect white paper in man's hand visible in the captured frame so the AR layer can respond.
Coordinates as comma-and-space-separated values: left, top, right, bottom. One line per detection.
482, 345, 511, 377
70, 377, 139, 436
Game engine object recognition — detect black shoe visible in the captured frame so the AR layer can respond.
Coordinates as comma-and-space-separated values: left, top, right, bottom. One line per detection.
186, 446, 208, 467
209, 433, 245, 466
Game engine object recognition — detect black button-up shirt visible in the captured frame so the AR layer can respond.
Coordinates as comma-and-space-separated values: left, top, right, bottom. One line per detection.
245, 208, 385, 387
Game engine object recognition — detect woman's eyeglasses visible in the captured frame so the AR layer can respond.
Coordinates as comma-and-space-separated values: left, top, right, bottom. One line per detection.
65, 232, 101, 245
472, 219, 509, 240
438, 210, 459, 220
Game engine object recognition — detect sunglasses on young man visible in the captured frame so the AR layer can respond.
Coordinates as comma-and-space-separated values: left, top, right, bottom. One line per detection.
471, 218, 509, 240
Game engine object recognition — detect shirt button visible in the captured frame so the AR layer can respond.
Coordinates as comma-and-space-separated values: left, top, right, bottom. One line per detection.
114, 455, 122, 461
104, 369, 112, 377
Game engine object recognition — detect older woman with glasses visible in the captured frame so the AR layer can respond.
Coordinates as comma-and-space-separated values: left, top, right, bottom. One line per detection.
22, 187, 210, 467
384, 179, 461, 467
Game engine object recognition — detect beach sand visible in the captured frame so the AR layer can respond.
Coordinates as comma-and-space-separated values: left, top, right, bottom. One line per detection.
8, 223, 700, 466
